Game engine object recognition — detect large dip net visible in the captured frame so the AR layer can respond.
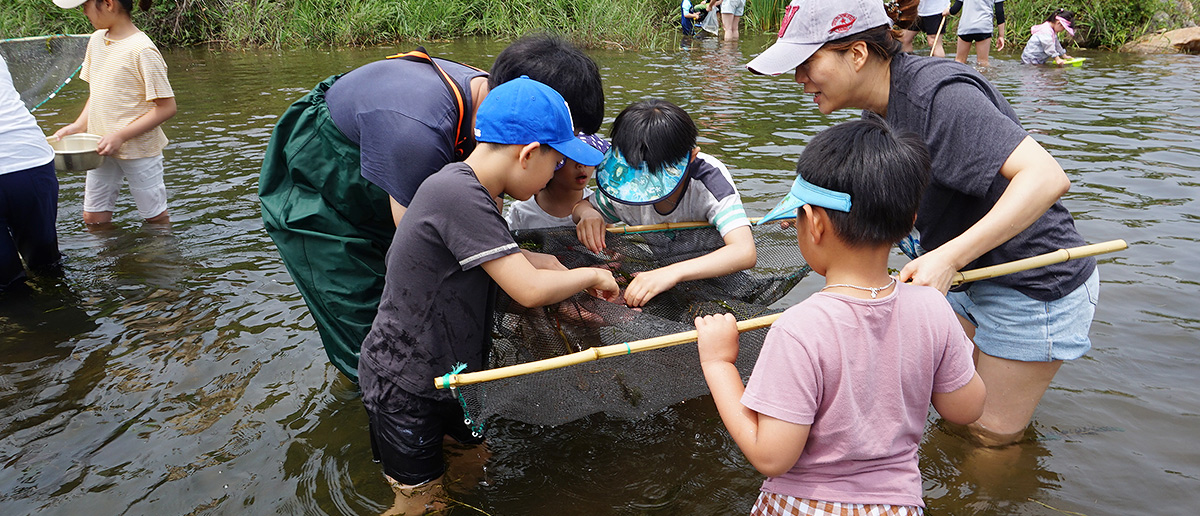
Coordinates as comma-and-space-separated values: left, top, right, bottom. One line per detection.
0, 34, 88, 111
441, 222, 809, 434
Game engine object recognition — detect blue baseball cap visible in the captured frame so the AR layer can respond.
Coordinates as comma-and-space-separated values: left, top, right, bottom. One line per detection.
756, 174, 852, 225
473, 76, 605, 167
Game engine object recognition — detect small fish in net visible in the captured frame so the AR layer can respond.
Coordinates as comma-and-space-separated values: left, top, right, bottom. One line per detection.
440, 223, 810, 434
0, 34, 89, 111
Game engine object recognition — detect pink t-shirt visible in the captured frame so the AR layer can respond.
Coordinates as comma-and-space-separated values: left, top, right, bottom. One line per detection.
741, 282, 976, 507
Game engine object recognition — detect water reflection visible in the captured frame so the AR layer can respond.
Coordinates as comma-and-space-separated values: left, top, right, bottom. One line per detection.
3, 36, 1199, 515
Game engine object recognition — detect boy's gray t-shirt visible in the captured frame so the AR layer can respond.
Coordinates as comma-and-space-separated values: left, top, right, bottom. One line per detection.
358, 162, 520, 410
880, 53, 1093, 301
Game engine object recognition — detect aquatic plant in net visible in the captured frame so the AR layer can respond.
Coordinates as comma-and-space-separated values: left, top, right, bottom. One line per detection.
0, 34, 87, 111
445, 223, 809, 433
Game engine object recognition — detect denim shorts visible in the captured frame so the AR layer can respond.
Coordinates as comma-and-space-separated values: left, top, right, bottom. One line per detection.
366, 390, 484, 486
947, 268, 1099, 362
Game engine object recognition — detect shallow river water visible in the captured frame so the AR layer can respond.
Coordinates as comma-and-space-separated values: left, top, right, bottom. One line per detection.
3, 33, 1199, 515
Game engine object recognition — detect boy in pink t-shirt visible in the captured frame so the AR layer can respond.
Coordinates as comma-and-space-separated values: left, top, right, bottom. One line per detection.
696, 116, 986, 515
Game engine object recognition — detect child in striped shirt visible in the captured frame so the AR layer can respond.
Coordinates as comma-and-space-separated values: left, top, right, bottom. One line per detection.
53, 0, 177, 226
573, 99, 756, 307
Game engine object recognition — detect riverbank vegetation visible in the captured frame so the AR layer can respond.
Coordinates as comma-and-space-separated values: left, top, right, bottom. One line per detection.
1, 0, 678, 48
742, 0, 1197, 51
1, 0, 1194, 50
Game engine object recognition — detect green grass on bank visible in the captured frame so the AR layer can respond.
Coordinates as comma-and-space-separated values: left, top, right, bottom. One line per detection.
1, 0, 1193, 50
1, 0, 679, 49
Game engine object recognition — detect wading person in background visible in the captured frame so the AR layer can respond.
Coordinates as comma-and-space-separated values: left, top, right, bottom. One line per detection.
899, 0, 950, 57
1021, 9, 1077, 65
719, 0, 744, 41
1, 54, 62, 293
52, 0, 177, 227
947, 0, 1006, 66
258, 35, 604, 383
746, 0, 1099, 447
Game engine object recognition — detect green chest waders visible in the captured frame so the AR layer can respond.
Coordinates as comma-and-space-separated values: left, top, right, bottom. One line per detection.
259, 49, 477, 382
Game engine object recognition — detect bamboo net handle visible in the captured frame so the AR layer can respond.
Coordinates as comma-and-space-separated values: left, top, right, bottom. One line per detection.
949, 239, 1126, 286
435, 239, 1127, 389
930, 15, 948, 56
435, 313, 782, 389
605, 217, 763, 235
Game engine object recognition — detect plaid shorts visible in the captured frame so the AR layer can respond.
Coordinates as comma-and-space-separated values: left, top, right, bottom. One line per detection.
750, 492, 923, 516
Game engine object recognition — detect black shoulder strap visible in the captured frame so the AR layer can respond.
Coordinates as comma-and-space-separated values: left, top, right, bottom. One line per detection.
385, 47, 484, 160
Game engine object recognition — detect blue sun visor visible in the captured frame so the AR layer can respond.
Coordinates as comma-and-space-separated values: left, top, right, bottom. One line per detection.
595, 148, 689, 205
756, 174, 852, 225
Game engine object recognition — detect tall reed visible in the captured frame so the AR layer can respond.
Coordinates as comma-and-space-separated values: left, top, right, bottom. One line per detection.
743, 0, 787, 34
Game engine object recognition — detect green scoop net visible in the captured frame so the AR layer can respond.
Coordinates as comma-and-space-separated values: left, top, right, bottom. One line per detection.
440, 223, 809, 435
0, 34, 88, 111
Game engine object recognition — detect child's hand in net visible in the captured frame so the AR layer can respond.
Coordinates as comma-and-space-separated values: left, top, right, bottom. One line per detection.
695, 313, 739, 365
623, 268, 680, 307
584, 268, 621, 302
575, 210, 608, 254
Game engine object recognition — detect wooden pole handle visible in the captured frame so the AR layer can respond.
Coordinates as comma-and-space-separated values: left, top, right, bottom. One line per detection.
434, 240, 1127, 389
435, 313, 781, 389
950, 239, 1126, 285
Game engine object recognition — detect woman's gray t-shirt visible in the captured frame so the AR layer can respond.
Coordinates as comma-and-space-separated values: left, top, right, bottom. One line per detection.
880, 53, 1093, 301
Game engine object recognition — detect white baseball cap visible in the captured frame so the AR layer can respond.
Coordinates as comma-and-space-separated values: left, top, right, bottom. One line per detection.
53, 0, 89, 8
746, 0, 892, 76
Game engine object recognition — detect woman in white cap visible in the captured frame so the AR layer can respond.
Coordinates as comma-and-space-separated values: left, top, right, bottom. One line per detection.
746, 0, 1099, 448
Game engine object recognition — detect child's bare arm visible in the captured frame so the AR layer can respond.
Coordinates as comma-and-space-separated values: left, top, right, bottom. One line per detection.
96, 97, 177, 156
624, 225, 756, 307
697, 314, 808, 477
931, 372, 986, 425
482, 252, 619, 307
521, 249, 567, 271
572, 199, 608, 253
52, 98, 91, 140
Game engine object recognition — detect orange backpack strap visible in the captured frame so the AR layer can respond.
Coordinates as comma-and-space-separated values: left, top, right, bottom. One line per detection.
386, 47, 483, 160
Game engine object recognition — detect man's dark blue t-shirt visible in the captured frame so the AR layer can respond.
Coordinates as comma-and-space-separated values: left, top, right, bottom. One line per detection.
325, 57, 487, 207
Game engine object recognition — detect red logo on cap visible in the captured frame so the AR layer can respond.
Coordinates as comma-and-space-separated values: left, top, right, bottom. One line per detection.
829, 13, 856, 34
779, 5, 800, 37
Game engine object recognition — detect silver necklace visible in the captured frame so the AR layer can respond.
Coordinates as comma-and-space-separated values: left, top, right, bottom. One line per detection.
820, 276, 897, 299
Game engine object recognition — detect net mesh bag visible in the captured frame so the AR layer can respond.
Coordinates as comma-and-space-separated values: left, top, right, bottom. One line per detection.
448, 223, 809, 433
0, 34, 88, 111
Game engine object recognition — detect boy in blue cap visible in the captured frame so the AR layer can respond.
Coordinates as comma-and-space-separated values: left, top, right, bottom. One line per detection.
358, 76, 620, 513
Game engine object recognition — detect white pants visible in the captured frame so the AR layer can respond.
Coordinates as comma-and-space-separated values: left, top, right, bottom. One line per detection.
83, 154, 168, 219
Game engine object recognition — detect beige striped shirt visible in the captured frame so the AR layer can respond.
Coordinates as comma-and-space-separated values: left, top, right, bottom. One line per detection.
81, 29, 174, 159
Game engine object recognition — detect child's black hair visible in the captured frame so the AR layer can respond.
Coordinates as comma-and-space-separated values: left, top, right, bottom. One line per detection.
610, 99, 697, 175
796, 114, 930, 247
1046, 8, 1076, 25
489, 34, 604, 134
95, 0, 151, 13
